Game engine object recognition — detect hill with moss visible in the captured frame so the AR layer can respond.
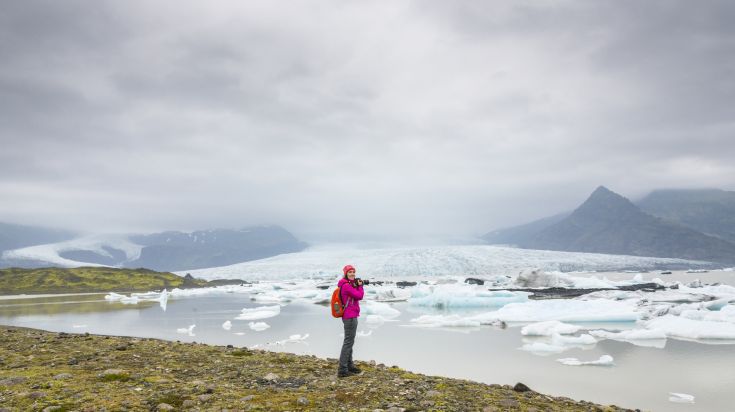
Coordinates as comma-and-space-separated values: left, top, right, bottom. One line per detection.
0, 267, 217, 295
0, 326, 636, 411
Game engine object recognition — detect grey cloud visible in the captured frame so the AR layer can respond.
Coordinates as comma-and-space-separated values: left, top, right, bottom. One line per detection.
1, 1, 734, 240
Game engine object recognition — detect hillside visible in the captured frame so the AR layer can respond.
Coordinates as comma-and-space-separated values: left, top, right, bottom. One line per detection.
0, 267, 211, 295
0, 326, 635, 411
484, 186, 735, 263
638, 188, 735, 243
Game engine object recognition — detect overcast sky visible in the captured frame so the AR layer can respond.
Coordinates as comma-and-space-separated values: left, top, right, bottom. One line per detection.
1, 1, 734, 240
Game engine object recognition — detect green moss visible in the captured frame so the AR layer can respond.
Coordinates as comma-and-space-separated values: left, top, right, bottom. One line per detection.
0, 267, 210, 295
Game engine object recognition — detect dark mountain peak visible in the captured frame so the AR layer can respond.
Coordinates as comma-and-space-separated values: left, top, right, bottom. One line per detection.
573, 186, 640, 222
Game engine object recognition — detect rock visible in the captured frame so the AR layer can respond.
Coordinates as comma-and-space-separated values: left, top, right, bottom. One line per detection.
101, 369, 125, 377
198, 394, 212, 402
297, 396, 309, 405
396, 281, 417, 288
241, 395, 255, 401
182, 399, 196, 408
27, 391, 47, 399
425, 390, 441, 397
263, 373, 279, 381
386, 407, 406, 412
513, 382, 531, 392
67, 357, 79, 365
464, 277, 485, 285
156, 403, 174, 411
43, 407, 63, 412
482, 407, 497, 412
115, 344, 129, 351
0, 376, 27, 386
54, 373, 73, 380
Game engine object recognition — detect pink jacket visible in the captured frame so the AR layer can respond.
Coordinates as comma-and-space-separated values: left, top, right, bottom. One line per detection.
338, 278, 364, 319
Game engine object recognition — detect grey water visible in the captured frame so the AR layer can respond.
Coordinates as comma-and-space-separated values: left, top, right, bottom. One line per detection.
1, 293, 734, 412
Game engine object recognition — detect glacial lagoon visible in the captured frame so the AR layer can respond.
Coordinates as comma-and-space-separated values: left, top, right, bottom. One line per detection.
2, 270, 734, 412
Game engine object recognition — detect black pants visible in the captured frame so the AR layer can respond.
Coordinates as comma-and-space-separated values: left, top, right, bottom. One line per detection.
338, 317, 358, 372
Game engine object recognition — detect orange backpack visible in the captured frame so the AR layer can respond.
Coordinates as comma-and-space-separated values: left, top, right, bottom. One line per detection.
330, 284, 345, 318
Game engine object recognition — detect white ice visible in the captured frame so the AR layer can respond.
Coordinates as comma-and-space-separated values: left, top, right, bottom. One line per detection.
357, 330, 373, 337
2, 234, 143, 267
176, 324, 196, 336
520, 321, 582, 336
669, 393, 695, 404
178, 244, 704, 281
361, 300, 401, 319
557, 355, 614, 366
248, 322, 270, 331
409, 284, 530, 308
235, 305, 281, 321
644, 315, 735, 340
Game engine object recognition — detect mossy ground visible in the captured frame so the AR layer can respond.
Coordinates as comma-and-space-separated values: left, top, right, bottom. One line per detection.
0, 267, 210, 295
0, 326, 639, 411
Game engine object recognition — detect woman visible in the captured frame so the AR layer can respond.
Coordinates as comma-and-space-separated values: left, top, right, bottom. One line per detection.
337, 264, 364, 377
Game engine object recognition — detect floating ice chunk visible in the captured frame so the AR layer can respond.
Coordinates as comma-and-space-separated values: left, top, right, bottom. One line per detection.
235, 305, 281, 320
120, 295, 139, 304
515, 268, 573, 288
590, 329, 667, 340
410, 314, 481, 328
470, 299, 640, 323
271, 333, 309, 345
176, 324, 196, 336
557, 355, 614, 366
409, 284, 529, 308
362, 301, 401, 319
248, 322, 270, 331
644, 315, 735, 340
669, 393, 695, 404
104, 292, 125, 301
552, 333, 597, 345
357, 330, 373, 337
589, 329, 667, 348
521, 321, 582, 336
371, 287, 412, 302
679, 305, 735, 324
222, 321, 232, 330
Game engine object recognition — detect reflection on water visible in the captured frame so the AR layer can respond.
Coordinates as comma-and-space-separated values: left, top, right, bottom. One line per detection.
1, 293, 734, 412
0, 294, 158, 316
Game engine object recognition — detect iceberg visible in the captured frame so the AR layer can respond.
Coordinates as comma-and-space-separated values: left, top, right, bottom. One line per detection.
644, 315, 735, 340
410, 314, 481, 328
409, 284, 529, 308
668, 392, 695, 404
557, 355, 614, 366
470, 299, 641, 323
176, 324, 196, 336
362, 301, 401, 319
520, 321, 582, 336
248, 321, 270, 331
235, 305, 281, 321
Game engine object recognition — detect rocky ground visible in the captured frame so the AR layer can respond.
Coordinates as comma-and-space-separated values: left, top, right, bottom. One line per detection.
0, 326, 639, 412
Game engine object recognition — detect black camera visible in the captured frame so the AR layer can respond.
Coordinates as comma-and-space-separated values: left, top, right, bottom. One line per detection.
351, 278, 369, 287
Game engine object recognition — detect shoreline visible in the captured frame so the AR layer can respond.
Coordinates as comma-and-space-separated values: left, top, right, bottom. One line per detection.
0, 325, 638, 411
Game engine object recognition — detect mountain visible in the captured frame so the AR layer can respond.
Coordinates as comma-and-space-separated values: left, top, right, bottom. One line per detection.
483, 186, 735, 263
2, 225, 308, 272
637, 189, 735, 243
126, 226, 308, 271
0, 222, 76, 253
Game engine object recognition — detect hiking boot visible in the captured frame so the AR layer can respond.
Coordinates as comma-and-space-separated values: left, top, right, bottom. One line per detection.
348, 366, 362, 374
337, 370, 354, 378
